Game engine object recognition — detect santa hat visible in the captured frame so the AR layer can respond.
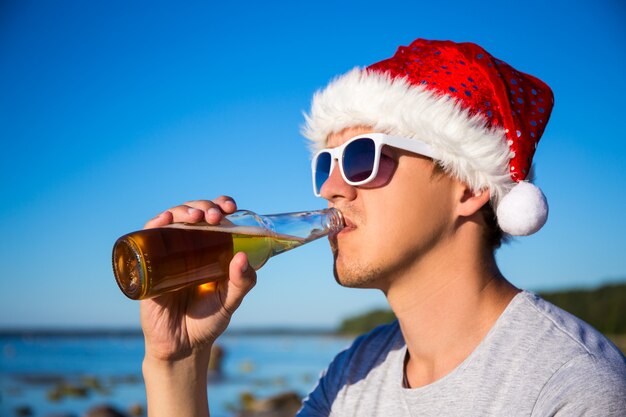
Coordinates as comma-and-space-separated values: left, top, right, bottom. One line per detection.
303, 39, 554, 236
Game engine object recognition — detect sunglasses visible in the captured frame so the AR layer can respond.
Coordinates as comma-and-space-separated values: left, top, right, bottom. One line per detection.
311, 133, 439, 197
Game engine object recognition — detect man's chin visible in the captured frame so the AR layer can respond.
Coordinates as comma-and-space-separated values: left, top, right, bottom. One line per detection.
332, 259, 381, 289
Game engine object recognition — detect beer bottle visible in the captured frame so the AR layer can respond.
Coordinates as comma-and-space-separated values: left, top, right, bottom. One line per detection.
112, 208, 344, 300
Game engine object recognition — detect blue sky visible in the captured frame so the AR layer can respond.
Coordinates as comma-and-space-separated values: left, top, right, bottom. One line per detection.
1, 0, 625, 329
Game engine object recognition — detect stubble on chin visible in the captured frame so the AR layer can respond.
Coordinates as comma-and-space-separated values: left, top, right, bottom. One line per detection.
331, 250, 383, 289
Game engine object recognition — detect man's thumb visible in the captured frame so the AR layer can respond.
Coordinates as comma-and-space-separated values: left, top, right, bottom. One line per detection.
222, 252, 257, 315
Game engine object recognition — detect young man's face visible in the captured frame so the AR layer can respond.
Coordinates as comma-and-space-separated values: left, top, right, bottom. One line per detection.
320, 126, 460, 292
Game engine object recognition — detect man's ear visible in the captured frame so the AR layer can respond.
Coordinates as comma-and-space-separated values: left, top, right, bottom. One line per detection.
456, 185, 491, 217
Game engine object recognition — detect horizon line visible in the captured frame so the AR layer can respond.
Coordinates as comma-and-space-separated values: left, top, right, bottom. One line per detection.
0, 325, 341, 338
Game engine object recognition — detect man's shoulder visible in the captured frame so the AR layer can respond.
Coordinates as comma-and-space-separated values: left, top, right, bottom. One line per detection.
511, 291, 626, 365
451, 290, 626, 415
531, 343, 626, 415
487, 289, 626, 404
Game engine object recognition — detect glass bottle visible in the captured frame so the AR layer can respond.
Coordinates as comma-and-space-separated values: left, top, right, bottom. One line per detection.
112, 208, 343, 300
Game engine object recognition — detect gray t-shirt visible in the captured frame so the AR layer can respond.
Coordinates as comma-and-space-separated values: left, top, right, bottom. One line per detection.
298, 291, 626, 416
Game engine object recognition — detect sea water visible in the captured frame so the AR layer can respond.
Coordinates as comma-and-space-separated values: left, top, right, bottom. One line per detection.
0, 332, 351, 417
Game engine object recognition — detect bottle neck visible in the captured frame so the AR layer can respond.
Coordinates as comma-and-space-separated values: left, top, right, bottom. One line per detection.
261, 208, 344, 241
263, 208, 344, 257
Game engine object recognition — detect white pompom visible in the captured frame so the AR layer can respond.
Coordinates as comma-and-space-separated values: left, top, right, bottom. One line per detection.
496, 181, 548, 236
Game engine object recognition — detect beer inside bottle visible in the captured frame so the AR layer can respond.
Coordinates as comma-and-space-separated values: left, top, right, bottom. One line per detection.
112, 208, 343, 300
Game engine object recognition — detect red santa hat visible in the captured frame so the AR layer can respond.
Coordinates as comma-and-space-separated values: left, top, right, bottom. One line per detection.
303, 38, 554, 236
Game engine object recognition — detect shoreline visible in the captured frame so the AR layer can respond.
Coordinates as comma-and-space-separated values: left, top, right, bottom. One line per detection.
0, 327, 343, 339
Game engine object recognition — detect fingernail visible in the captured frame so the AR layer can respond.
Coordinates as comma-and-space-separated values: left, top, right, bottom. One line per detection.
187, 207, 199, 215
241, 261, 248, 273
207, 207, 220, 217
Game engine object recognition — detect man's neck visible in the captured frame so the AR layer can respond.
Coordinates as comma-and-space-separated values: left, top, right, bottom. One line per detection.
384, 231, 519, 388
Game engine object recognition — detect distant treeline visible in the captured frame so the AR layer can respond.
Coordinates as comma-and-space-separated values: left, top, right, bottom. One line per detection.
337, 282, 626, 335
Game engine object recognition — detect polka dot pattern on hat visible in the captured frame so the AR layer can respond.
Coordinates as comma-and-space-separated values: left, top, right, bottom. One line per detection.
367, 39, 554, 182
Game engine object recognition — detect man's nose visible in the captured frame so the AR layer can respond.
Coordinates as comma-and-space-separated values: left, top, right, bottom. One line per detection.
320, 162, 357, 202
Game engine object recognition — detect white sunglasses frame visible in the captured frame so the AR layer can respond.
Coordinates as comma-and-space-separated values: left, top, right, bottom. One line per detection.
311, 133, 439, 197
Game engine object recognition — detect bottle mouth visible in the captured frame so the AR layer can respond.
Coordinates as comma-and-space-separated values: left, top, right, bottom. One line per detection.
326, 207, 345, 235
112, 237, 146, 300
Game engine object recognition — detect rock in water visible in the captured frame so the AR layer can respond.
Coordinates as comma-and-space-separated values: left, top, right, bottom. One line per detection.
128, 403, 145, 417
84, 405, 128, 417
237, 391, 302, 417
14, 405, 33, 417
208, 344, 225, 375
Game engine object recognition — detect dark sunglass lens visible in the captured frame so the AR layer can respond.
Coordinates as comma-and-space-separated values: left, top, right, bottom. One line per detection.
343, 139, 376, 182
314, 152, 332, 193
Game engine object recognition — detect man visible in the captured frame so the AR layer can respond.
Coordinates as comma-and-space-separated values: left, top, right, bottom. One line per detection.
140, 39, 626, 416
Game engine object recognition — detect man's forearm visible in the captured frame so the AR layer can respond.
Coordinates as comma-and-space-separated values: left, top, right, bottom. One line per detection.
143, 353, 210, 417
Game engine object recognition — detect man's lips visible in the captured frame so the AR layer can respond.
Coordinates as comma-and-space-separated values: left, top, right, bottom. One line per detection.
338, 215, 356, 235
328, 212, 355, 245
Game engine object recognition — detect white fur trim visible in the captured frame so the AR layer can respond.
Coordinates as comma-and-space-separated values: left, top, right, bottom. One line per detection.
496, 181, 548, 235
302, 68, 515, 207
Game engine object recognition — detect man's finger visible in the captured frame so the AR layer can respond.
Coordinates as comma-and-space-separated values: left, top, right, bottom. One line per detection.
212, 196, 238, 214
221, 252, 257, 316
144, 211, 174, 229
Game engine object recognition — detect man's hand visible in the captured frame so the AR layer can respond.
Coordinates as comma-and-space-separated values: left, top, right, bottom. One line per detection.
140, 196, 257, 417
